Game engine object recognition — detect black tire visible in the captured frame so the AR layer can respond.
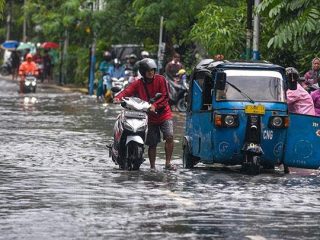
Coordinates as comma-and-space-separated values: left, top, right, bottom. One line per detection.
183, 145, 195, 169
176, 98, 187, 112
126, 141, 144, 170
0, 66, 10, 76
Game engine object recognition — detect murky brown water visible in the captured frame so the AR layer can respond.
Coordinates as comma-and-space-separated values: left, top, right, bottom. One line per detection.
0, 78, 319, 240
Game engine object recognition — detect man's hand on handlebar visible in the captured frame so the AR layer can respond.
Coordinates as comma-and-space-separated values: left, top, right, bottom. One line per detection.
113, 98, 121, 104
148, 104, 156, 113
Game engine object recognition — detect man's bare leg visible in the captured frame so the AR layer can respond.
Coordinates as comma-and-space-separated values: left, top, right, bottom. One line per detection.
148, 146, 157, 169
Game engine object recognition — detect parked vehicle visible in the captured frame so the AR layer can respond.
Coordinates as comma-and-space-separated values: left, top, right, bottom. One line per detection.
108, 91, 161, 170
0, 59, 13, 76
165, 75, 188, 112
183, 60, 320, 174
23, 74, 37, 93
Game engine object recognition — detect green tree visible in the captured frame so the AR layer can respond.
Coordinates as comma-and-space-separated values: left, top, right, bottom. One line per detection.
189, 2, 246, 58
256, 0, 320, 72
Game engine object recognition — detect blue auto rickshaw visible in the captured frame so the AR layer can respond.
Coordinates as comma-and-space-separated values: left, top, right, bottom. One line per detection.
182, 60, 320, 174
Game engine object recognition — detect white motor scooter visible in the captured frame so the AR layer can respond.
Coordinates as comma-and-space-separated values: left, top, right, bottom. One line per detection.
107, 91, 161, 170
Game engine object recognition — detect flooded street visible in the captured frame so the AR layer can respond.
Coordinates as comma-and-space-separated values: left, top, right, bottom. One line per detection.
0, 77, 320, 240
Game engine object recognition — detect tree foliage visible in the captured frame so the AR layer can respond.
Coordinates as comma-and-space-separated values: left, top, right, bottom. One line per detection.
190, 2, 246, 58
2, 0, 320, 84
257, 0, 320, 51
256, 0, 320, 73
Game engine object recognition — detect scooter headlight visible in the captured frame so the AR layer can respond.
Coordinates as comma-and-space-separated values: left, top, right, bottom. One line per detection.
31, 80, 36, 86
25, 80, 31, 86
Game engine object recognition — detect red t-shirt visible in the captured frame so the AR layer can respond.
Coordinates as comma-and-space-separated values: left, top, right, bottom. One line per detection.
115, 74, 172, 124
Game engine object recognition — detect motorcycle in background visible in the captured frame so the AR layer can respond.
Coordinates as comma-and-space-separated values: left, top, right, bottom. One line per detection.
107, 91, 162, 170
165, 75, 188, 112
111, 77, 127, 91
0, 58, 13, 76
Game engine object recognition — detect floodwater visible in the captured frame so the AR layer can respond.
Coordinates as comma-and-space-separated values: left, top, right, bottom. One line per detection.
0, 78, 319, 240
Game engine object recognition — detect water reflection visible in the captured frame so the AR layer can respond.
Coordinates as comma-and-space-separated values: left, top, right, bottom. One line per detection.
0, 78, 319, 239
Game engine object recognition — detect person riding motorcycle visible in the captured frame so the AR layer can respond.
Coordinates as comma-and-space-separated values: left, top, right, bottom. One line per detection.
18, 53, 39, 93
110, 58, 125, 79
114, 58, 176, 170
97, 51, 113, 101
304, 57, 320, 87
140, 50, 150, 59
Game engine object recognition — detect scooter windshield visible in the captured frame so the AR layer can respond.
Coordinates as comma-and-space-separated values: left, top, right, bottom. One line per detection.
216, 70, 286, 102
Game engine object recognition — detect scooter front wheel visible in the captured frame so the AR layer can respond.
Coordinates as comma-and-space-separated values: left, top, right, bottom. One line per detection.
126, 141, 144, 170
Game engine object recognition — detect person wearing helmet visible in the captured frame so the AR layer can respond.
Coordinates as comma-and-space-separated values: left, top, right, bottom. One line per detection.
110, 58, 125, 79
176, 68, 187, 83
286, 67, 315, 115
140, 50, 150, 59
18, 53, 39, 93
125, 53, 138, 71
114, 58, 176, 171
98, 51, 114, 101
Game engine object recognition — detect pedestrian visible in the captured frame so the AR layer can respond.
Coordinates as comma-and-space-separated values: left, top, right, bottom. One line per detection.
304, 57, 320, 87
10, 50, 21, 81
286, 67, 315, 116
165, 53, 184, 80
311, 88, 320, 116
114, 58, 176, 171
43, 50, 52, 82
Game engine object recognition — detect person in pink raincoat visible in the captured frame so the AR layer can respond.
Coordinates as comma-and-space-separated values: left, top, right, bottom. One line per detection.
311, 89, 320, 116
286, 67, 315, 116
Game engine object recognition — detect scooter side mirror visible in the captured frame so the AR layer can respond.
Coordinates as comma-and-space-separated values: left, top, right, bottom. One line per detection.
287, 73, 298, 90
215, 72, 226, 90
111, 86, 121, 93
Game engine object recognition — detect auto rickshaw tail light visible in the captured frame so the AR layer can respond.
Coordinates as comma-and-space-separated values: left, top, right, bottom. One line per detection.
284, 117, 289, 128
215, 114, 222, 127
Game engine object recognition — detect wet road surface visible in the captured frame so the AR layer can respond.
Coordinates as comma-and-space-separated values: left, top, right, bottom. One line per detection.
0, 78, 320, 240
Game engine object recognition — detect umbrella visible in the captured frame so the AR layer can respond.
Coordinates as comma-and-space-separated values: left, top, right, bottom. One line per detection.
1, 40, 20, 50
17, 42, 35, 51
41, 42, 59, 49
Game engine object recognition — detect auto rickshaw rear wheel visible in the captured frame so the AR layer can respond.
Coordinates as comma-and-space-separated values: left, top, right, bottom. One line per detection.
183, 144, 196, 169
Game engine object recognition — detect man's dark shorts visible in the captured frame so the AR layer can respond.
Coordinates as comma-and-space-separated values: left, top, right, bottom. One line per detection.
145, 120, 173, 147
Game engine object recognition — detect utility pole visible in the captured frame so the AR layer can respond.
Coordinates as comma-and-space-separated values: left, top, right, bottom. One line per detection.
246, 0, 253, 60
157, 16, 164, 73
252, 0, 261, 60
88, 2, 96, 96
23, 0, 27, 42
6, 0, 12, 40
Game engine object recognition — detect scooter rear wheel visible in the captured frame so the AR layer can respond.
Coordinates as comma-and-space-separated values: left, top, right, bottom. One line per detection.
0, 66, 10, 76
177, 98, 187, 112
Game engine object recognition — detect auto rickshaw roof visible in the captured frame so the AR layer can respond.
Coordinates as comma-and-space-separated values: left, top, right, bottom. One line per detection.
194, 59, 284, 72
